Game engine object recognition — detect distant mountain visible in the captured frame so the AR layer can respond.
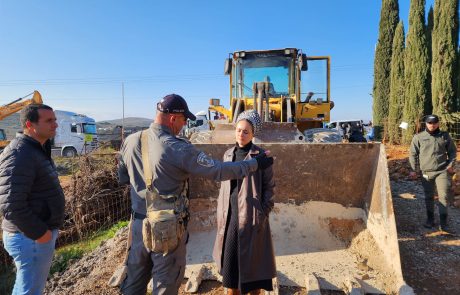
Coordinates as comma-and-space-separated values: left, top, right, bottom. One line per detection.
97, 117, 151, 128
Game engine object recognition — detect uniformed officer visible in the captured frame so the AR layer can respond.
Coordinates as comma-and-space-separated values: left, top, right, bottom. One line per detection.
117, 94, 274, 295
409, 114, 456, 233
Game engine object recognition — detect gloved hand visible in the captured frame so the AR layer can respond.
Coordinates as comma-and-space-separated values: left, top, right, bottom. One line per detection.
254, 152, 274, 170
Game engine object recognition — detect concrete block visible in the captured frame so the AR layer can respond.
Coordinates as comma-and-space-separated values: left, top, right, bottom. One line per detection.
305, 274, 321, 295
185, 265, 205, 293
344, 279, 364, 295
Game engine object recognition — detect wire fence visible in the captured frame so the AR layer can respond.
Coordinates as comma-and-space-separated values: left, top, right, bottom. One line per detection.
446, 122, 460, 141
0, 151, 131, 270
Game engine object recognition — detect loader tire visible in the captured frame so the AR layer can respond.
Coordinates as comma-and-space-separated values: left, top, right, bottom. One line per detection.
304, 128, 342, 143
190, 131, 212, 144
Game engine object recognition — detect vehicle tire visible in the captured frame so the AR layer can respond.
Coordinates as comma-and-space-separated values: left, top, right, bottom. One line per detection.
62, 147, 78, 157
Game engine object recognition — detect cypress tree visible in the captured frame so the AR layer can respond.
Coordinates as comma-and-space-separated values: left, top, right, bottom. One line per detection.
427, 6, 434, 58
402, 0, 430, 144
431, 0, 459, 117
426, 6, 434, 107
372, 0, 399, 140
388, 21, 405, 144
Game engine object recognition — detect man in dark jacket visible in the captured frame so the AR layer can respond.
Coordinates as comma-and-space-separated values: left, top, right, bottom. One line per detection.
0, 104, 65, 294
409, 114, 456, 233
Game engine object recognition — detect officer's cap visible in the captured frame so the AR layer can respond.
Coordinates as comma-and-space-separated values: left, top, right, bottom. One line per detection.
157, 94, 196, 121
425, 114, 439, 124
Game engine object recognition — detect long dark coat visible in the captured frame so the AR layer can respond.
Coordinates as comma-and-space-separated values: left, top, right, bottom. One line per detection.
212, 144, 277, 283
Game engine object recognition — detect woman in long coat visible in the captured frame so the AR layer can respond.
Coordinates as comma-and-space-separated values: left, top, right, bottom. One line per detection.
213, 110, 277, 295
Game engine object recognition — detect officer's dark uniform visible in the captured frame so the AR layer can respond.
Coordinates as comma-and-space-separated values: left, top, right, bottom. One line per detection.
118, 122, 260, 295
409, 117, 456, 231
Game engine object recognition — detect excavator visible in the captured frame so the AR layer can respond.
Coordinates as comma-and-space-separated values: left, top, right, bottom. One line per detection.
184, 48, 413, 294
0, 91, 43, 150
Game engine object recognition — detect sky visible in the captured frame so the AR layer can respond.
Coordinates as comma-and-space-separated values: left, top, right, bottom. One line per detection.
0, 0, 435, 122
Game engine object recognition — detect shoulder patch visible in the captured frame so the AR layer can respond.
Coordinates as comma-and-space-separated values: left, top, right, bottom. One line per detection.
197, 152, 215, 167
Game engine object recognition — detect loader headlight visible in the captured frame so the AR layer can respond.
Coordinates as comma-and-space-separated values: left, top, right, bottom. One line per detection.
284, 49, 295, 55
235, 51, 246, 58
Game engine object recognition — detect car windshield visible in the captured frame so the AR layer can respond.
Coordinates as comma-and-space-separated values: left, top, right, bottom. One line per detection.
234, 54, 291, 98
82, 123, 97, 135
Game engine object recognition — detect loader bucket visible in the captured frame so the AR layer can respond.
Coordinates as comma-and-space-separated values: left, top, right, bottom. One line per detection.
191, 122, 306, 144
185, 143, 412, 294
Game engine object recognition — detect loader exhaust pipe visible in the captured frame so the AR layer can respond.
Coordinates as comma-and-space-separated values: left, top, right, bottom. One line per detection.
253, 81, 271, 122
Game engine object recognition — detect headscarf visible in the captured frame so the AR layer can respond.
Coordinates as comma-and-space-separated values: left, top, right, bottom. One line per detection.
236, 110, 262, 135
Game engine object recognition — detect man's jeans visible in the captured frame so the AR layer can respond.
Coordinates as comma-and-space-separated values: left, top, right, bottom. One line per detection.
2, 229, 58, 295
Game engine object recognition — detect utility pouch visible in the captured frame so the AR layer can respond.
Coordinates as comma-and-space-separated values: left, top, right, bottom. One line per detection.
142, 209, 185, 255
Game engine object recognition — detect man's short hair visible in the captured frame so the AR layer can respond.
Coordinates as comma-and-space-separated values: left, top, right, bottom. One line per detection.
20, 104, 54, 128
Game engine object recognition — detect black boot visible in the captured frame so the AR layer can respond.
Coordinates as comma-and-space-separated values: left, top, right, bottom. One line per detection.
440, 214, 456, 234
423, 211, 435, 229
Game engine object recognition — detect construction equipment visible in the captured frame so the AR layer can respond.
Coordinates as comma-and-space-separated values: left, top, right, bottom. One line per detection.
0, 91, 43, 150
184, 49, 412, 294
192, 48, 335, 144
186, 143, 412, 294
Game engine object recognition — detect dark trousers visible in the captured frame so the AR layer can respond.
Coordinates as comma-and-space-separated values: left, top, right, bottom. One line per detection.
120, 218, 188, 295
421, 170, 451, 216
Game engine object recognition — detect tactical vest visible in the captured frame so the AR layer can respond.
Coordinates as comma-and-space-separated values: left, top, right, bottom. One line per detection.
140, 130, 189, 255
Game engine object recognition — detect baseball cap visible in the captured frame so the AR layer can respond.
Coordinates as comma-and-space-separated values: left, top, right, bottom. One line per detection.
157, 94, 196, 121
425, 114, 439, 123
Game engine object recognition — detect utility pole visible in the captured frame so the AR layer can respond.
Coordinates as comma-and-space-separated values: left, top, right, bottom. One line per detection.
121, 82, 125, 144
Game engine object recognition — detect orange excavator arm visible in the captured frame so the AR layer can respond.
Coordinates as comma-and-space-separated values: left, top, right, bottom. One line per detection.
0, 90, 43, 121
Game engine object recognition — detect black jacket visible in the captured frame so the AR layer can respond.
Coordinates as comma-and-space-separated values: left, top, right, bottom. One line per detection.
0, 135, 65, 240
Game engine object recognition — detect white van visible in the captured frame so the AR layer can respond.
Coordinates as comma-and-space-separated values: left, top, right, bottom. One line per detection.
184, 110, 210, 138
326, 119, 364, 138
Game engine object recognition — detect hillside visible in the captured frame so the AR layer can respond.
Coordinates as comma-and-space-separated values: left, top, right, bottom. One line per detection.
97, 117, 151, 128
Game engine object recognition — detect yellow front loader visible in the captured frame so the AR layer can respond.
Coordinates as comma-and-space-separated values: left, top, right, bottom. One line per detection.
185, 48, 412, 294
197, 48, 334, 143
0, 91, 43, 149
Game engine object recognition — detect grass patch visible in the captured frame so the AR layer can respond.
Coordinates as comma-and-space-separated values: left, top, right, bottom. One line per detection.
50, 220, 128, 275
0, 220, 128, 293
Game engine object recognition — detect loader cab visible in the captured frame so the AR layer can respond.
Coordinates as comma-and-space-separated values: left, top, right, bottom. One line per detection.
225, 48, 331, 132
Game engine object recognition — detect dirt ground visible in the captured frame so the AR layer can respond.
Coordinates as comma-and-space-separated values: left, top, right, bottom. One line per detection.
387, 145, 460, 295
41, 144, 460, 295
